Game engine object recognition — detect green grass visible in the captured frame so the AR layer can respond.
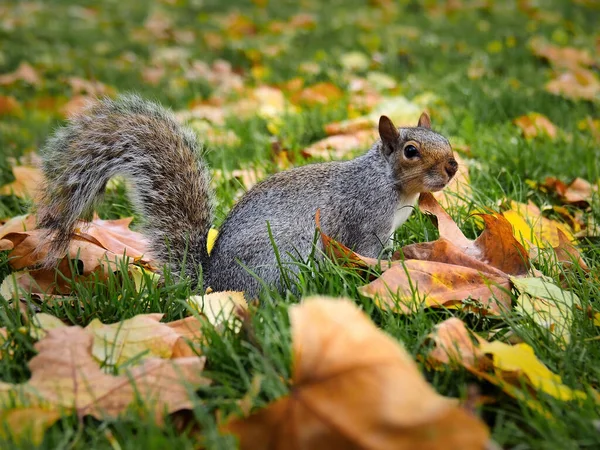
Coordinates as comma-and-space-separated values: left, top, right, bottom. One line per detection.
1, 0, 600, 448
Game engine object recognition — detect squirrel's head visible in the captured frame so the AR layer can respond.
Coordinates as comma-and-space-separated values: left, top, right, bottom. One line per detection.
378, 112, 457, 195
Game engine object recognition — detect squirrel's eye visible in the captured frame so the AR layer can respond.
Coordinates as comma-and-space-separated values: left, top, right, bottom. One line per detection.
403, 144, 420, 159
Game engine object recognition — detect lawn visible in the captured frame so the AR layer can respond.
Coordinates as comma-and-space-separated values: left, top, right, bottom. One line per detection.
0, 0, 599, 448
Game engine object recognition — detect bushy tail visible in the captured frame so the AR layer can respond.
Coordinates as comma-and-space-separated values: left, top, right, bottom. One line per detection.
37, 94, 214, 281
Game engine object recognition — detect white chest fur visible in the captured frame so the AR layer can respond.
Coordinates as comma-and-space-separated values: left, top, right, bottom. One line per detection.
390, 193, 419, 238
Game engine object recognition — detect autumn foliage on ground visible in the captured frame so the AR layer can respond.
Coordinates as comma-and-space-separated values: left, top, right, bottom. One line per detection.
1, 1, 599, 449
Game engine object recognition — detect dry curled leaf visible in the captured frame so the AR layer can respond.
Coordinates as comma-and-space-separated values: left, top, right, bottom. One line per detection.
0, 326, 210, 442
223, 297, 489, 449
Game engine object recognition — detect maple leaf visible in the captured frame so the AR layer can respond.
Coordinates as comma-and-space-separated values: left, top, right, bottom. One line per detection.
0, 62, 40, 86
0, 95, 21, 116
223, 297, 489, 449
426, 318, 589, 411
513, 113, 558, 140
0, 326, 210, 443
0, 214, 154, 296
541, 177, 597, 208
87, 314, 204, 368
0, 165, 44, 201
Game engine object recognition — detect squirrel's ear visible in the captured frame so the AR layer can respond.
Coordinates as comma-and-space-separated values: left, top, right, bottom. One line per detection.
417, 112, 431, 129
379, 115, 400, 154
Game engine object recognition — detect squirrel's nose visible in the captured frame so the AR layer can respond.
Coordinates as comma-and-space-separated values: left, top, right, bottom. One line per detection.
445, 158, 458, 179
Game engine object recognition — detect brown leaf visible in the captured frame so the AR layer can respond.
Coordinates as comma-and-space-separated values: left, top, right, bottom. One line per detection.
358, 260, 512, 315
542, 177, 597, 208
223, 297, 489, 449
61, 95, 96, 118
303, 129, 378, 160
87, 314, 205, 367
419, 193, 530, 276
0, 95, 21, 115
0, 326, 209, 438
513, 113, 558, 139
290, 82, 344, 106
545, 67, 600, 101
76, 216, 151, 261
530, 38, 595, 70
0, 213, 154, 295
553, 230, 589, 273
426, 318, 486, 368
426, 318, 588, 409
0, 165, 44, 200
0, 62, 40, 86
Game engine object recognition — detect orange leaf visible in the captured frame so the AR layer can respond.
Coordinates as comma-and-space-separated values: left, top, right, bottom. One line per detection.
513, 113, 558, 140
0, 165, 44, 200
223, 297, 489, 449
0, 95, 21, 115
0, 326, 210, 439
0, 62, 40, 86
419, 193, 530, 276
290, 82, 343, 106
358, 260, 512, 315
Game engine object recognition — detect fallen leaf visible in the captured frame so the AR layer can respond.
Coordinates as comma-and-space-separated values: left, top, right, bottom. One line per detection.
545, 67, 600, 101
512, 276, 580, 343
75, 216, 151, 261
513, 113, 558, 139
552, 229, 589, 273
358, 259, 512, 315
303, 129, 378, 160
0, 408, 61, 446
87, 313, 204, 368
0, 165, 44, 200
418, 193, 530, 276
187, 291, 247, 332
324, 95, 421, 135
61, 95, 95, 118
0, 62, 40, 86
529, 37, 595, 70
290, 82, 344, 106
542, 177, 597, 208
427, 318, 588, 409
223, 297, 489, 449
501, 200, 575, 250
0, 95, 21, 115
426, 318, 485, 368
0, 326, 209, 441
481, 341, 586, 401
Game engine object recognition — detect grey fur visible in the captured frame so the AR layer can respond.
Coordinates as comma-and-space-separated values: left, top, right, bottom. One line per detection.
37, 95, 456, 299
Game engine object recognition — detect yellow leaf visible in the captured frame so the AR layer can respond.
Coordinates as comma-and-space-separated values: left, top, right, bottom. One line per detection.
207, 228, 219, 254
87, 314, 200, 367
502, 201, 575, 250
187, 291, 247, 331
512, 276, 580, 344
0, 407, 61, 446
29, 313, 67, 340
480, 341, 587, 401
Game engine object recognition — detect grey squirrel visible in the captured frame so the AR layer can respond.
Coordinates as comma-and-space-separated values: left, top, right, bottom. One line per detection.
37, 95, 457, 298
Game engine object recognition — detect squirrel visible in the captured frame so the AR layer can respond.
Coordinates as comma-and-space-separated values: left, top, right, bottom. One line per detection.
37, 94, 458, 298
